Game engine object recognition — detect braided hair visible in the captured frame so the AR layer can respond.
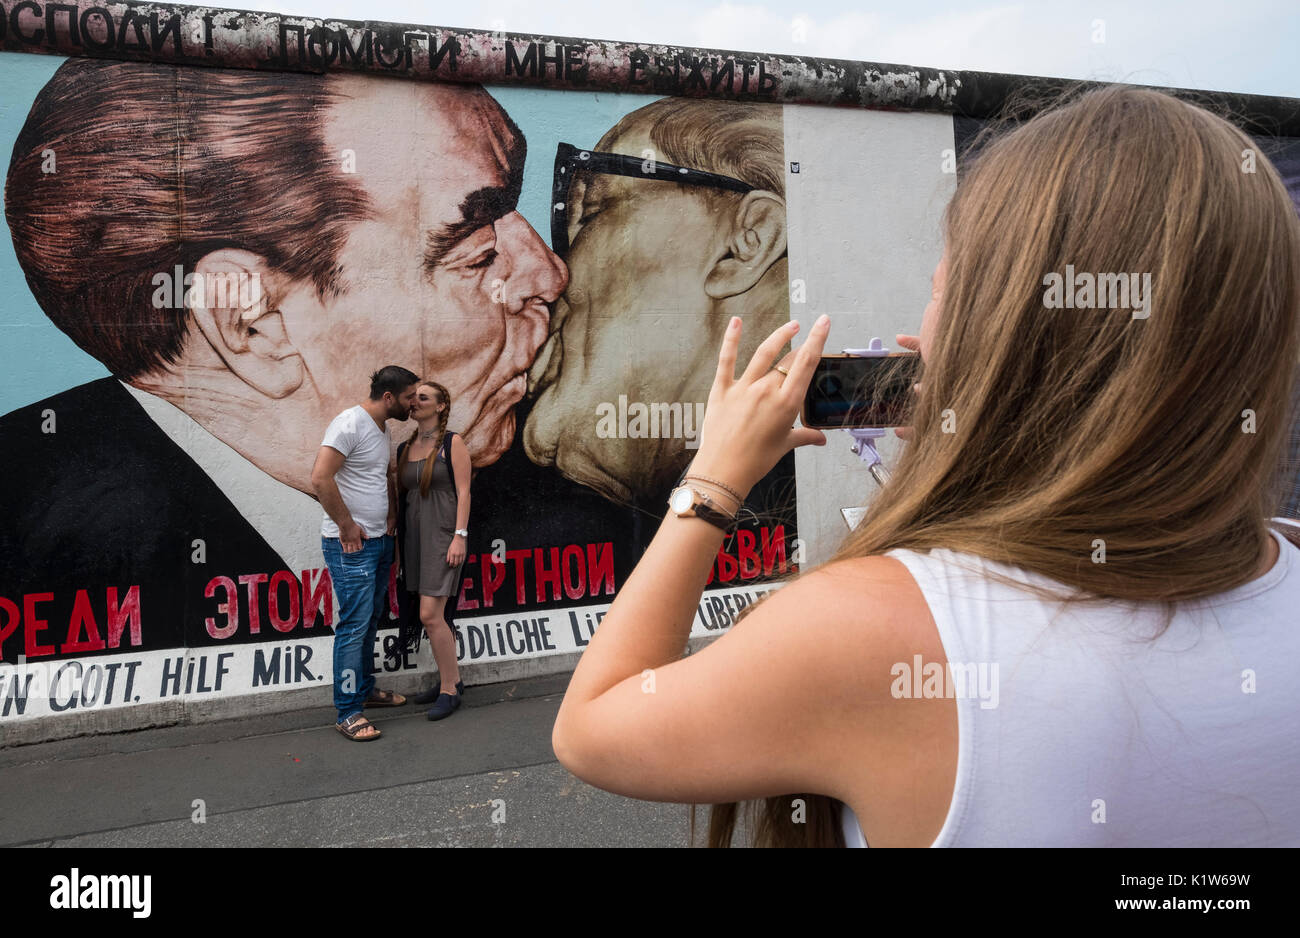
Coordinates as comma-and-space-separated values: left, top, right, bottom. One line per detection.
398, 380, 452, 498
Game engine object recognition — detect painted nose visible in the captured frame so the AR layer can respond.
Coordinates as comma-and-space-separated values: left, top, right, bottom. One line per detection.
495, 211, 569, 311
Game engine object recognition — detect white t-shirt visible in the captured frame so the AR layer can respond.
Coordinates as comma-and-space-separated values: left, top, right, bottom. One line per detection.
842, 521, 1300, 847
319, 405, 391, 539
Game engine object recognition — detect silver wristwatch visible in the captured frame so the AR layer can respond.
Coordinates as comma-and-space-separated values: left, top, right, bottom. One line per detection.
668, 485, 736, 533
454, 528, 469, 537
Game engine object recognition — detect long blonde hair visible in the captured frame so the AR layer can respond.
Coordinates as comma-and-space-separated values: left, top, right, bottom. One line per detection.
398, 380, 452, 498
694, 85, 1300, 848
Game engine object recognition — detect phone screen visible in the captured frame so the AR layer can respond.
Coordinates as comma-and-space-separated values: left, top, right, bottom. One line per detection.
801, 353, 922, 429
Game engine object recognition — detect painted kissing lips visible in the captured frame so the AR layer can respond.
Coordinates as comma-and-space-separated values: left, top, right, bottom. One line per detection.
494, 372, 528, 407
527, 294, 573, 397
465, 372, 526, 439
527, 329, 562, 397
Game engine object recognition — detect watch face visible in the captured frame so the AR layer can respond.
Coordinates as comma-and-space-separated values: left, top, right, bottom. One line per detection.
670, 486, 694, 513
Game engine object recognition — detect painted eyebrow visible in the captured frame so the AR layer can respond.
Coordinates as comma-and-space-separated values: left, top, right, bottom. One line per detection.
422, 184, 519, 271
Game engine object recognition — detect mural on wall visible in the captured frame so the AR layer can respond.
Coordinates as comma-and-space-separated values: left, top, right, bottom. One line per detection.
3, 6, 1296, 736
525, 99, 789, 503
0, 54, 795, 725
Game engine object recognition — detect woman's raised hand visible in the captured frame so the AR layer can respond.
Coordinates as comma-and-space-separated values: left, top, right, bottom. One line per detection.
687, 315, 831, 498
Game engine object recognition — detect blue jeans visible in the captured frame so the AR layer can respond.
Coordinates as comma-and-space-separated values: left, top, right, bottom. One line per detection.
322, 535, 393, 723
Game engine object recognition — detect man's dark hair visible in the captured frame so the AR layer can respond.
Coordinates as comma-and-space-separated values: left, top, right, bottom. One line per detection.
370, 366, 419, 401
4, 58, 372, 379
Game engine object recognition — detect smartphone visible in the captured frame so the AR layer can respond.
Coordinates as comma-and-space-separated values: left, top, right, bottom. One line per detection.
800, 352, 922, 429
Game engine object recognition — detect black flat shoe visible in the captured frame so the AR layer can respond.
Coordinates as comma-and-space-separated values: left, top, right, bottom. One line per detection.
426, 692, 461, 721
413, 680, 463, 705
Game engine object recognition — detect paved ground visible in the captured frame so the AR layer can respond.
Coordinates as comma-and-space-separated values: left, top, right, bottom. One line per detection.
0, 674, 736, 847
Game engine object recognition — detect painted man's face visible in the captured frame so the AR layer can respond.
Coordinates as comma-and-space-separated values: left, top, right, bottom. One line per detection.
280, 78, 567, 467
524, 120, 762, 503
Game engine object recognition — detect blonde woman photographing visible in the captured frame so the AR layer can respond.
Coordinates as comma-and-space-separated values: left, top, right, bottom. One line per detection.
552, 86, 1300, 847
395, 381, 472, 721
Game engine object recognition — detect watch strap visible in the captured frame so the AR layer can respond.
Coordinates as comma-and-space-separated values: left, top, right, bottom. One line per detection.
692, 500, 737, 534
670, 485, 736, 534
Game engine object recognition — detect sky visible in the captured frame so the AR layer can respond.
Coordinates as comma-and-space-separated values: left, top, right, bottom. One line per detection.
224, 0, 1298, 99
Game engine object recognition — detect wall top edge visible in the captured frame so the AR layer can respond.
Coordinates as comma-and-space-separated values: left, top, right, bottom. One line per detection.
2, 0, 1298, 133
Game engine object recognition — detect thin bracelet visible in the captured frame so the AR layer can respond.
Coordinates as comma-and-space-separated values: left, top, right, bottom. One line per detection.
683, 478, 743, 514
686, 475, 748, 511
684, 474, 746, 505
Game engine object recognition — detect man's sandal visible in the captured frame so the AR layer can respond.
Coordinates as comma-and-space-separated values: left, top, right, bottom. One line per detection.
336, 713, 381, 741
365, 689, 407, 707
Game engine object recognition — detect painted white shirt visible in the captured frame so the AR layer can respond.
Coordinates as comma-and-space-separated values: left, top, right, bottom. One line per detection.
120, 381, 323, 577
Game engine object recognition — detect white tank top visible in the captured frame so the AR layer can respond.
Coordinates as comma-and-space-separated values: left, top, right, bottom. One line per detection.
841, 520, 1300, 847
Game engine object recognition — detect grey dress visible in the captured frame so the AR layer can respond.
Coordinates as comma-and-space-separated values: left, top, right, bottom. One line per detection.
399, 445, 464, 597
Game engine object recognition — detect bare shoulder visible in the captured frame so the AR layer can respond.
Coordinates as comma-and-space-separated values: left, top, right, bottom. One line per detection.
794, 554, 931, 626
548, 549, 953, 828
778, 554, 955, 846
771, 553, 941, 689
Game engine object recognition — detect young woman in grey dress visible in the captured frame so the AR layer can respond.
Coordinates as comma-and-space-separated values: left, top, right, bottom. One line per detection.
395, 380, 472, 720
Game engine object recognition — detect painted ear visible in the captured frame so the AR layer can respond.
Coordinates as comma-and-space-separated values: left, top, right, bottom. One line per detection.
704, 191, 788, 299
187, 248, 305, 399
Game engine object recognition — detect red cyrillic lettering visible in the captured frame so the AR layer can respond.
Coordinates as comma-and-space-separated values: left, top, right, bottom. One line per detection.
24, 592, 55, 658
0, 596, 21, 658
761, 526, 788, 575
716, 546, 739, 582
507, 549, 531, 603
534, 547, 562, 602
737, 529, 760, 579
239, 573, 268, 635
586, 542, 615, 596
456, 574, 477, 611
107, 585, 142, 648
205, 576, 238, 640
302, 568, 332, 628
561, 544, 585, 600
269, 570, 300, 633
63, 589, 106, 653
480, 554, 507, 607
